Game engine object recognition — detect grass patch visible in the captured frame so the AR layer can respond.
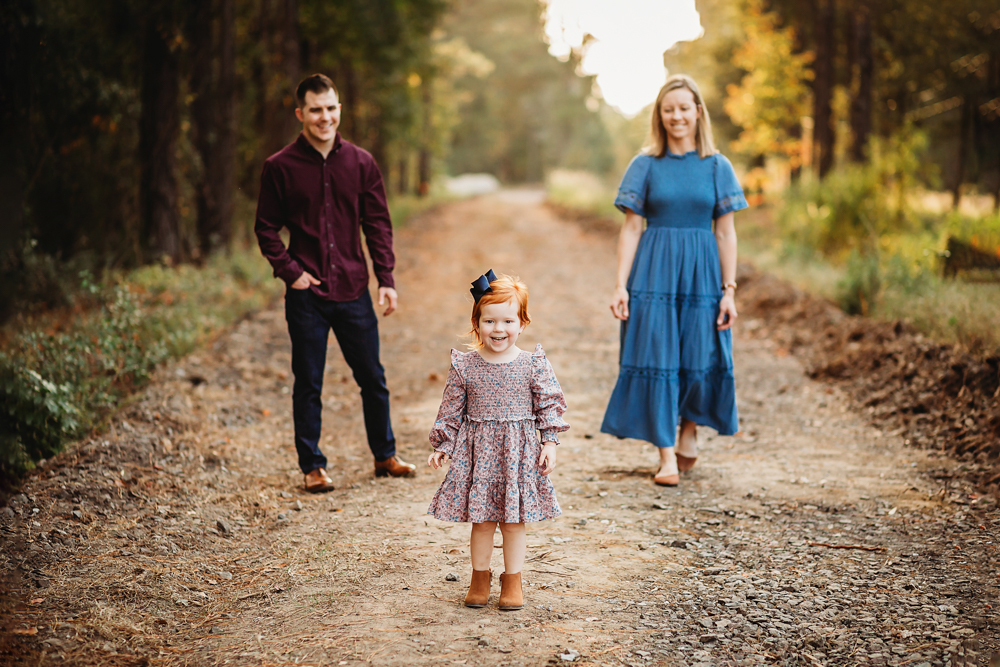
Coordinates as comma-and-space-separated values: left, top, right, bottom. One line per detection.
739, 205, 1000, 355
388, 185, 459, 228
546, 169, 620, 219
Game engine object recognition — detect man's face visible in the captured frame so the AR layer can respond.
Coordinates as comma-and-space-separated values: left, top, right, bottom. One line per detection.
295, 89, 341, 144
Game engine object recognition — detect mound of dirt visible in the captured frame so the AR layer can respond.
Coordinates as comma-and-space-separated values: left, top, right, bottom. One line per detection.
737, 264, 1000, 492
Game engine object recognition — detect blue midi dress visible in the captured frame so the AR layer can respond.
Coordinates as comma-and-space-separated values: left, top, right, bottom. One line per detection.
600, 150, 748, 448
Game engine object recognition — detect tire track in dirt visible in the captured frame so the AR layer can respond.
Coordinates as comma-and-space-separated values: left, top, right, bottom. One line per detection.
2, 191, 997, 666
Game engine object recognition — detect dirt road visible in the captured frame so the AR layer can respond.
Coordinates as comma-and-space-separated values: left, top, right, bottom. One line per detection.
1, 192, 998, 666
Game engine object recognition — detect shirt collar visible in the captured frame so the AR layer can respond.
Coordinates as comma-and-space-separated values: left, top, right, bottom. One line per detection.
295, 132, 342, 160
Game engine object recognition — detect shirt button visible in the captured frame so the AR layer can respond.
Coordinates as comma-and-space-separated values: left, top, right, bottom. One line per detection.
329, 243, 334, 248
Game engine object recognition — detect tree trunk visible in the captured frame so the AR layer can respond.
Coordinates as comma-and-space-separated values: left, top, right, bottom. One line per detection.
367, 104, 388, 191
262, 0, 300, 158
215, 0, 236, 249
849, 2, 873, 162
139, 13, 182, 264
276, 0, 300, 152
417, 80, 432, 197
190, 0, 236, 258
813, 0, 836, 178
952, 96, 973, 209
397, 155, 408, 195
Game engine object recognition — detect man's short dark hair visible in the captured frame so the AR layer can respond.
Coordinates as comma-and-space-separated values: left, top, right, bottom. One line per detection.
296, 74, 339, 107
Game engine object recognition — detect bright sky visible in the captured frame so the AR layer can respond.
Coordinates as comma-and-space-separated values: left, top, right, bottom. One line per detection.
542, 0, 703, 117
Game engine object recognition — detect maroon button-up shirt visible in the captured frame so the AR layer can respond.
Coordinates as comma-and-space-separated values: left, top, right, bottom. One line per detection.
254, 132, 395, 301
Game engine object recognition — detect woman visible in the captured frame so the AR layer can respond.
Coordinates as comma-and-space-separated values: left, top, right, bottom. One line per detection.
601, 74, 747, 487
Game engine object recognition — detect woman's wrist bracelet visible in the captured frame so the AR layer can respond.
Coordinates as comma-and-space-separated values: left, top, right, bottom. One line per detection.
722, 281, 737, 292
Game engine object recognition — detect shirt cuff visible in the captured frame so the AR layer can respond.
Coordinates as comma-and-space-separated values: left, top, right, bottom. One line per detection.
277, 260, 304, 285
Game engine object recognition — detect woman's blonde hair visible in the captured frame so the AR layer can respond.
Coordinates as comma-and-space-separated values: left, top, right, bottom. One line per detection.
468, 274, 530, 349
644, 74, 717, 159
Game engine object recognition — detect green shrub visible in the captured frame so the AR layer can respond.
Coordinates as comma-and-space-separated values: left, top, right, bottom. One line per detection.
837, 250, 882, 315
779, 127, 936, 261
0, 283, 168, 477
943, 210, 1000, 256
0, 249, 280, 481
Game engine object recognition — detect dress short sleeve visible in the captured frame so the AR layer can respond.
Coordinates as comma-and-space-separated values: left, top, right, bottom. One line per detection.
713, 154, 749, 219
614, 154, 653, 216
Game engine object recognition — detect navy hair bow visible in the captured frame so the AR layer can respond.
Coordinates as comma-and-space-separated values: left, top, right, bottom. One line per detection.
470, 269, 497, 303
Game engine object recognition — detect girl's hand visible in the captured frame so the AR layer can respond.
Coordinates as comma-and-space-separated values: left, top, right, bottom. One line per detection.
610, 286, 630, 321
717, 292, 737, 331
428, 451, 449, 469
538, 442, 557, 475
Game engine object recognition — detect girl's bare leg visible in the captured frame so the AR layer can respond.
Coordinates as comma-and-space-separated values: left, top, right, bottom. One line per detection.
498, 522, 526, 574
470, 521, 497, 570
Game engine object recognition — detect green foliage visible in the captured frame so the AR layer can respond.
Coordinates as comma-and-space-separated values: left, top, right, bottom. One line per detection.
0, 283, 157, 478
0, 362, 80, 478
778, 127, 936, 259
943, 211, 1000, 255
724, 0, 813, 165
0, 249, 280, 480
441, 0, 615, 181
837, 250, 882, 315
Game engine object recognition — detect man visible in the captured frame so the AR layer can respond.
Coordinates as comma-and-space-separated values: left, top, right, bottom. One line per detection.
255, 73, 415, 492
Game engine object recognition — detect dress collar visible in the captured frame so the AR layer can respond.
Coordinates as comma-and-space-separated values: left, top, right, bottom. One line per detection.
665, 148, 698, 160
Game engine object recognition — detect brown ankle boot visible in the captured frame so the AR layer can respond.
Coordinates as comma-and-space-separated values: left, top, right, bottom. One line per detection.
498, 571, 523, 610
464, 569, 491, 608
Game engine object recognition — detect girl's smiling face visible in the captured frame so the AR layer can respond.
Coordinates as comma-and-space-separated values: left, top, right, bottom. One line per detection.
476, 299, 525, 358
659, 87, 701, 148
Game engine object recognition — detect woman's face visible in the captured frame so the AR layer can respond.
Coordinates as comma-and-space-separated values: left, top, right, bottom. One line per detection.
659, 88, 701, 146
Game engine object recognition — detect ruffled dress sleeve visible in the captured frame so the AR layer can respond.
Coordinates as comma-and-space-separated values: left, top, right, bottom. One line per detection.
428, 350, 467, 456
530, 344, 569, 444
614, 154, 653, 216
712, 153, 749, 219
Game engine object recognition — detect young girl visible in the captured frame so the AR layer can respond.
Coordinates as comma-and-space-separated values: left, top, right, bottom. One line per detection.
427, 270, 568, 611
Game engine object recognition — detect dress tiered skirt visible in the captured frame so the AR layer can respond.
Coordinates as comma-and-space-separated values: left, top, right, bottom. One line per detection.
601, 226, 738, 448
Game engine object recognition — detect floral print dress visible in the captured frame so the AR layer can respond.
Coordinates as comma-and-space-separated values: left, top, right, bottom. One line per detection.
427, 344, 568, 524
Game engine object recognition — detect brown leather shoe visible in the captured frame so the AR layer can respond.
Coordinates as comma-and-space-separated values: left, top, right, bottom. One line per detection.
304, 468, 335, 493
464, 569, 492, 608
498, 571, 523, 610
374, 455, 416, 478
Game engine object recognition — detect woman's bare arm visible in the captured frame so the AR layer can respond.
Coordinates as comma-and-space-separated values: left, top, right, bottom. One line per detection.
609, 209, 645, 321
714, 211, 738, 330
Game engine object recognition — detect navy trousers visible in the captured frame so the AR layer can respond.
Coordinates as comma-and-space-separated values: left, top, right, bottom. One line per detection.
284, 287, 396, 474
